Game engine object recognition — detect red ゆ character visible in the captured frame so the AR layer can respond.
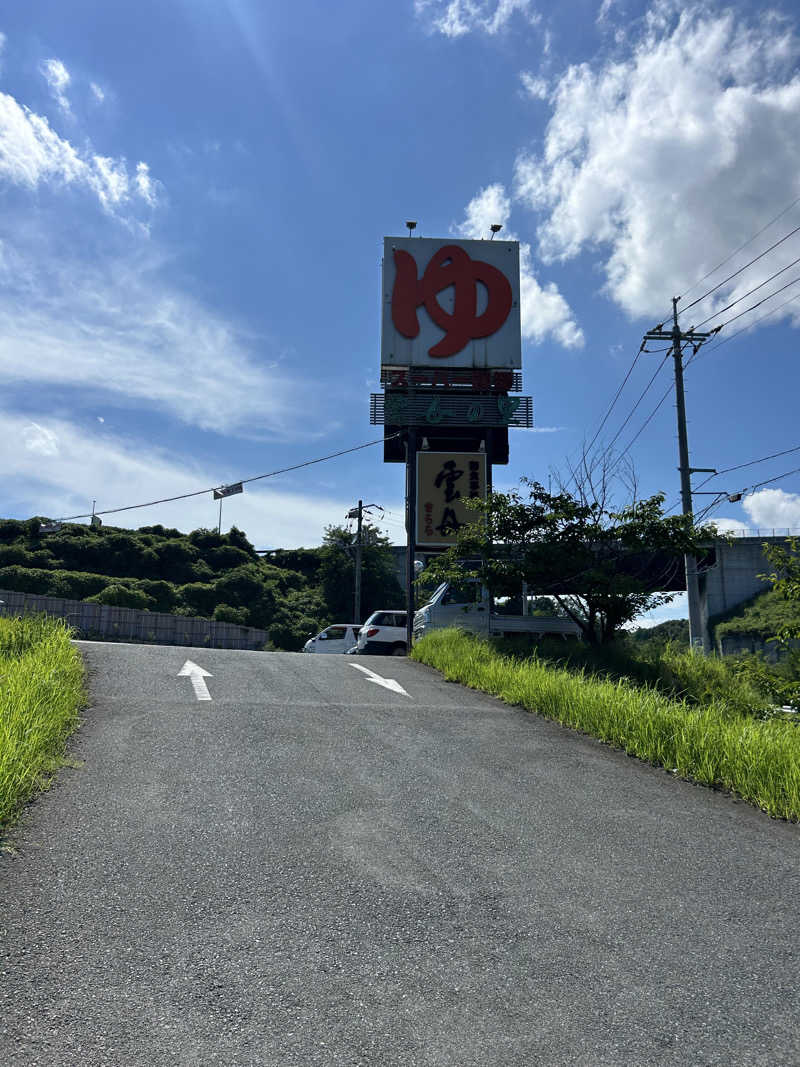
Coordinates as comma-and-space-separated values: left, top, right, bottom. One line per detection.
392, 244, 512, 358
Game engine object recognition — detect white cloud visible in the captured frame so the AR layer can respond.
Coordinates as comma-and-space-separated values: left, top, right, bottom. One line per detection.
520, 71, 549, 100
0, 90, 160, 215
23, 421, 59, 456
1, 413, 376, 549
709, 516, 749, 535
742, 488, 800, 530
0, 243, 334, 440
597, 0, 616, 24
514, 3, 800, 328
40, 58, 72, 114
455, 182, 584, 348
415, 0, 539, 37
90, 82, 105, 104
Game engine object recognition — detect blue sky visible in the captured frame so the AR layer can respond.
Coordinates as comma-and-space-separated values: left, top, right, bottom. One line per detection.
2, 0, 800, 623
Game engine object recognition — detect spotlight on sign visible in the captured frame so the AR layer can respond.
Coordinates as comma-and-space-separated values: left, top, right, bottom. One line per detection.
490, 223, 502, 239
406, 220, 417, 236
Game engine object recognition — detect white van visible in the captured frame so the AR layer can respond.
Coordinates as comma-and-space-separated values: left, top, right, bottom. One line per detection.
303, 624, 361, 654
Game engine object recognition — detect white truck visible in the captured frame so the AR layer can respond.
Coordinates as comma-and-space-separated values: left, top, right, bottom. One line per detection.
413, 581, 582, 642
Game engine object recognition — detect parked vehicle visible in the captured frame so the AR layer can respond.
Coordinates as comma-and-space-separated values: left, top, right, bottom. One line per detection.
354, 610, 408, 655
303, 624, 361, 654
413, 582, 582, 641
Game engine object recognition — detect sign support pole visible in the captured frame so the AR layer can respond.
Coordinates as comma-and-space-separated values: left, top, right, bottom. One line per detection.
405, 428, 417, 651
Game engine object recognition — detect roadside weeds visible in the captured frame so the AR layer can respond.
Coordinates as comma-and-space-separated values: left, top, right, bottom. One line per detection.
412, 629, 800, 822
0, 615, 85, 830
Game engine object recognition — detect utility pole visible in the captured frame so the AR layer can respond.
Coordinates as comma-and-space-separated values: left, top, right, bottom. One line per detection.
644, 300, 713, 652
347, 500, 382, 624
354, 500, 363, 624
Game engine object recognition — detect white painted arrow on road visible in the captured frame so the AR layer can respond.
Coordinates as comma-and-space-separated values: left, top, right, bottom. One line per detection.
349, 662, 410, 696
178, 660, 213, 701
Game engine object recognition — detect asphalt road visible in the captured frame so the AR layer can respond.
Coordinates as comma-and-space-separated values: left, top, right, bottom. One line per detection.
1, 640, 798, 1066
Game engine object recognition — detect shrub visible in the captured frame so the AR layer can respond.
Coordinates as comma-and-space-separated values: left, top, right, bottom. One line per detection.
85, 584, 156, 610
213, 603, 248, 624
135, 580, 178, 612
206, 546, 256, 572
176, 582, 219, 617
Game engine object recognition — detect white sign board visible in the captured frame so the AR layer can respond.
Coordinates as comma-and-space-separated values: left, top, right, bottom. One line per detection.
381, 237, 521, 371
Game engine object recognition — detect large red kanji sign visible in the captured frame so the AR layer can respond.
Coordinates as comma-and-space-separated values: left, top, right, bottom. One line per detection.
381, 237, 521, 371
392, 244, 513, 358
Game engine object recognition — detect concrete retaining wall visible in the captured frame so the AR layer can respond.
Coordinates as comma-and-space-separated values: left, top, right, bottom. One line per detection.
0, 589, 268, 651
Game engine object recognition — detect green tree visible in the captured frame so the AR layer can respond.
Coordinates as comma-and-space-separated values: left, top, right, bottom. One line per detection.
422, 479, 715, 645
761, 537, 800, 645
319, 523, 403, 622
268, 587, 328, 651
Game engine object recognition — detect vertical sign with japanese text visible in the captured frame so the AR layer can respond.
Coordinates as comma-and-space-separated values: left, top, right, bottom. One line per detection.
416, 451, 487, 547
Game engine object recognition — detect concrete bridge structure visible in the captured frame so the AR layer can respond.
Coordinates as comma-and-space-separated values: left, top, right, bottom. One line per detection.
392, 530, 799, 650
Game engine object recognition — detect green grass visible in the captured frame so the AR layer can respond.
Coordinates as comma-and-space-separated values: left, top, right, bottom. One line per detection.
412, 629, 800, 821
494, 633, 800, 716
0, 614, 85, 829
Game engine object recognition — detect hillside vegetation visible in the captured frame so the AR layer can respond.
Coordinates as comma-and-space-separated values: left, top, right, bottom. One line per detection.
713, 588, 800, 644
0, 518, 403, 650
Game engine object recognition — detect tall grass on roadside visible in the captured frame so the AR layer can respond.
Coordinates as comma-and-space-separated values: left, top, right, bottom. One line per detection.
495, 634, 798, 717
412, 629, 800, 821
0, 614, 85, 828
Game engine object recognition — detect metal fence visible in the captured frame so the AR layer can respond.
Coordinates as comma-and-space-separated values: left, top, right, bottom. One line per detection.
0, 589, 269, 651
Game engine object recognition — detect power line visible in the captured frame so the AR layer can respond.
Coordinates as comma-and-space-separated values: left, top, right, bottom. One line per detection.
583, 344, 644, 456
678, 194, 800, 304
694, 444, 800, 492
666, 443, 800, 515
603, 353, 671, 454
612, 335, 714, 464
55, 432, 402, 523
691, 252, 800, 329
617, 379, 673, 457
749, 464, 800, 493
710, 271, 800, 333
694, 292, 800, 361
679, 221, 800, 316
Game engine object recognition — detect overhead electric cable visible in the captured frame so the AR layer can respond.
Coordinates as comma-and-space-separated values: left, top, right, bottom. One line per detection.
709, 271, 800, 333
603, 353, 671, 453
690, 252, 800, 329
665, 443, 800, 516
748, 465, 800, 494
583, 344, 644, 455
678, 194, 800, 304
55, 432, 402, 523
617, 379, 673, 458
679, 222, 800, 315
693, 445, 800, 493
691, 291, 800, 363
